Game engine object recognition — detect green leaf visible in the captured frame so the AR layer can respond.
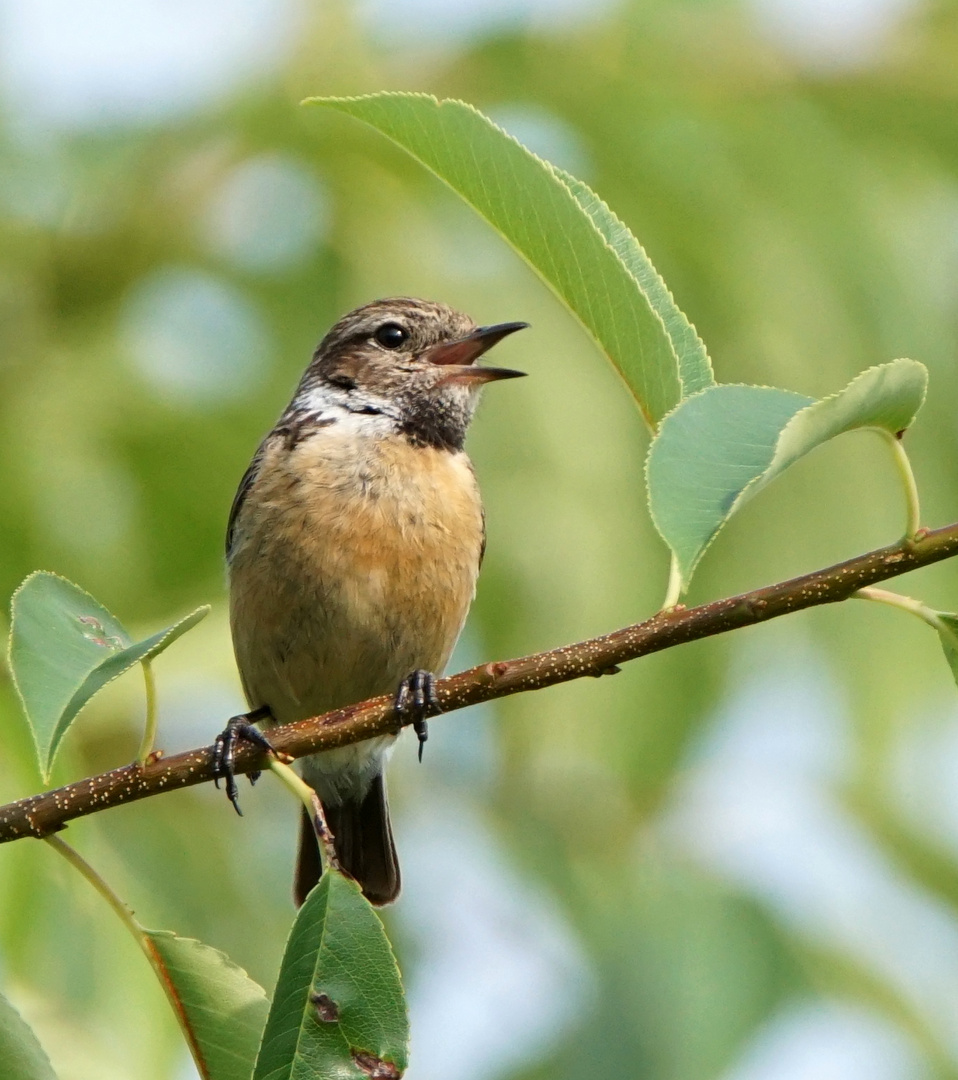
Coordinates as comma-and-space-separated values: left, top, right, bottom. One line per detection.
309, 92, 714, 427
0, 991, 59, 1080
7, 571, 209, 779
936, 613, 958, 690
145, 932, 270, 1080
553, 167, 713, 397
253, 871, 408, 1080
647, 360, 928, 590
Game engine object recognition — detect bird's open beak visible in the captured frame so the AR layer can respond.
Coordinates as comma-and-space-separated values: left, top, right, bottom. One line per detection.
422, 321, 529, 382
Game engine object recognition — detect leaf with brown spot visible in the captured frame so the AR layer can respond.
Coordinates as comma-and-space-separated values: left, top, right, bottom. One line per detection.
311, 992, 341, 1024
253, 870, 408, 1079
352, 1051, 401, 1079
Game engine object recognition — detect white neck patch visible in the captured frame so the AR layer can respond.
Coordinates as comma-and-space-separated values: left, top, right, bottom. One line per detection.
291, 383, 399, 437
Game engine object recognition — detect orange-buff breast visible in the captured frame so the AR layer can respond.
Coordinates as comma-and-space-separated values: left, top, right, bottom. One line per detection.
227, 426, 485, 725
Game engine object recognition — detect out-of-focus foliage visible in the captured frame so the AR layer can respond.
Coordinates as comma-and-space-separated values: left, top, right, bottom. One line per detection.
3, 1, 958, 1078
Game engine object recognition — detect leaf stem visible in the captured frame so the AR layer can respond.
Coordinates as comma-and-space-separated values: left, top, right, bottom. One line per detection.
881, 431, 921, 539
662, 554, 683, 610
268, 758, 340, 873
44, 834, 144, 942
855, 586, 945, 633
44, 834, 223, 1074
267, 757, 314, 811
136, 660, 158, 765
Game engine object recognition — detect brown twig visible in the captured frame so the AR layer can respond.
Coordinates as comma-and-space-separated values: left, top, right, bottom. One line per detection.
2, 522, 957, 843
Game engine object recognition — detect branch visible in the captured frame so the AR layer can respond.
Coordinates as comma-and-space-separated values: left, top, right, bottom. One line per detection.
3, 522, 958, 843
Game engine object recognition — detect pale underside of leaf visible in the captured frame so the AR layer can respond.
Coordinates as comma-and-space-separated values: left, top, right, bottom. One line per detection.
309, 92, 685, 429
647, 359, 928, 590
50, 605, 209, 766
753, 359, 927, 502
647, 384, 811, 588
8, 571, 209, 778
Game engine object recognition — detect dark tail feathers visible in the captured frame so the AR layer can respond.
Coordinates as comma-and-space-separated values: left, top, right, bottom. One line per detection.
294, 773, 400, 907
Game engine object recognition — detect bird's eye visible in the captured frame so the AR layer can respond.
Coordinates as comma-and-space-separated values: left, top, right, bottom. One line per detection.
374, 322, 408, 349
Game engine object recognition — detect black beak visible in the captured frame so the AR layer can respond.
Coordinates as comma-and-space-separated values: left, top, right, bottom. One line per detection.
422, 321, 529, 380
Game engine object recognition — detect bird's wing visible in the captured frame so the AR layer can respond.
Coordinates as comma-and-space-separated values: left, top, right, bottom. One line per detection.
225, 440, 267, 560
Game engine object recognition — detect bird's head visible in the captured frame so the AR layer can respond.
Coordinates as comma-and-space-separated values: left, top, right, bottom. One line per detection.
293, 298, 528, 450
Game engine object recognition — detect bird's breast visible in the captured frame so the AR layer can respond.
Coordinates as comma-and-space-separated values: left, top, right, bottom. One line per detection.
228, 427, 485, 724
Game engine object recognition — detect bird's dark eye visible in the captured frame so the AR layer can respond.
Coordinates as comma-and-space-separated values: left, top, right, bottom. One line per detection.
374, 322, 408, 349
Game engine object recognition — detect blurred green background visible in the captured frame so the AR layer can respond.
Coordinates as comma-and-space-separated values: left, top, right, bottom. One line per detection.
2, 0, 958, 1077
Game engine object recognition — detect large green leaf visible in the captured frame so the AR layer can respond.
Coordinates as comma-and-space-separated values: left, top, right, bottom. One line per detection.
253, 871, 408, 1080
309, 92, 715, 427
145, 932, 270, 1080
554, 167, 713, 397
0, 992, 58, 1080
7, 571, 209, 778
647, 360, 928, 590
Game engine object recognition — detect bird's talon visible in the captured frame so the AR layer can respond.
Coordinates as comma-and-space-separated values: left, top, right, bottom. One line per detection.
395, 670, 439, 763
210, 707, 274, 814
414, 718, 428, 763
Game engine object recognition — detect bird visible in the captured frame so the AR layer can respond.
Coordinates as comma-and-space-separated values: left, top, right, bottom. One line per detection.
213, 297, 527, 906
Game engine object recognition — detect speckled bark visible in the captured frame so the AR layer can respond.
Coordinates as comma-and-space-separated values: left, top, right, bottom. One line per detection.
2, 521, 957, 843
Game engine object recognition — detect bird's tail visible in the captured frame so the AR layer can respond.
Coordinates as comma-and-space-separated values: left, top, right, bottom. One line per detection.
294, 772, 401, 907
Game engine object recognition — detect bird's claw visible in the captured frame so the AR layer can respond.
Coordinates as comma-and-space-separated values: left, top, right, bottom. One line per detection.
395, 669, 440, 763
211, 707, 274, 815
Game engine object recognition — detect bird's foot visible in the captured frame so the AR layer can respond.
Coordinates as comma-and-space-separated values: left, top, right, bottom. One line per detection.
212, 705, 275, 816
395, 669, 440, 763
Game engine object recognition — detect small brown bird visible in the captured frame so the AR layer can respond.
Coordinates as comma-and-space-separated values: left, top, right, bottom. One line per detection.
214, 298, 527, 905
